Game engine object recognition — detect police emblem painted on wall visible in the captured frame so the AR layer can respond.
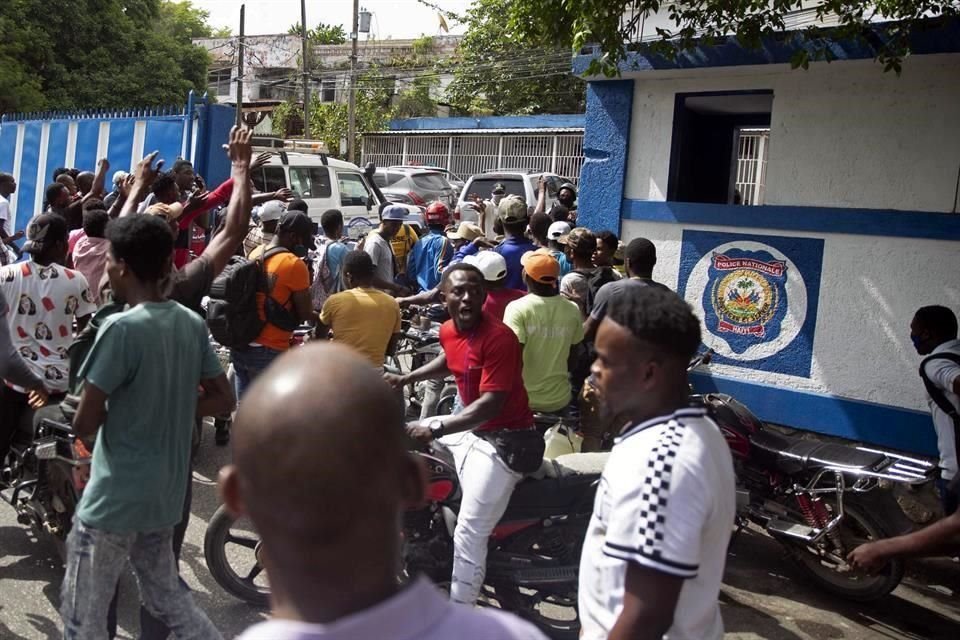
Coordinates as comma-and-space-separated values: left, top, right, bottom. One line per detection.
679, 231, 824, 378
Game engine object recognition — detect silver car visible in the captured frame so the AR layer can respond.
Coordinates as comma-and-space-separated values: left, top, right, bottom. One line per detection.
372, 168, 458, 209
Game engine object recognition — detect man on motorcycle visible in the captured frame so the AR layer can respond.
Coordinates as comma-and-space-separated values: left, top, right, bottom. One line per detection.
909, 305, 960, 515
578, 286, 735, 640
0, 213, 96, 463
221, 342, 545, 639
386, 263, 538, 606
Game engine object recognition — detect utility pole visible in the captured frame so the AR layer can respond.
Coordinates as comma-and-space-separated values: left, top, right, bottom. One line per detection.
235, 4, 245, 127
300, 0, 310, 138
346, 0, 359, 163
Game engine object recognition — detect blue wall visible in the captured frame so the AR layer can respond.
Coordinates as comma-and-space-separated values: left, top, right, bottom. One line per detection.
0, 102, 203, 235
578, 81, 633, 233
388, 114, 585, 131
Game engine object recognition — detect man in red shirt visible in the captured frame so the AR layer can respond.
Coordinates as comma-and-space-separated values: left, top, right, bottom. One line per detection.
386, 263, 537, 605
463, 250, 525, 321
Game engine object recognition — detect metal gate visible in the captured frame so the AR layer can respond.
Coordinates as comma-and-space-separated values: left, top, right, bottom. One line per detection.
363, 130, 584, 183
732, 127, 770, 205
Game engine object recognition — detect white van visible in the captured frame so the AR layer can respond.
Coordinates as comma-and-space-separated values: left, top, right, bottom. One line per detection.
250, 151, 383, 239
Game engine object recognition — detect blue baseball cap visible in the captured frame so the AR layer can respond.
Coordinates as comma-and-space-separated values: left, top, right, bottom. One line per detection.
382, 204, 409, 221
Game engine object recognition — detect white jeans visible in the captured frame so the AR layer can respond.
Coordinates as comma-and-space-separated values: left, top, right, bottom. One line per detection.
441, 430, 522, 605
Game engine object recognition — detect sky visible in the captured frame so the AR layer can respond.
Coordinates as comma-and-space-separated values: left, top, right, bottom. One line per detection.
194, 0, 474, 39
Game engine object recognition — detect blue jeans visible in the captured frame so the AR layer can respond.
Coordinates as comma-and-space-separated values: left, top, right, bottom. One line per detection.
231, 346, 282, 399
61, 520, 221, 640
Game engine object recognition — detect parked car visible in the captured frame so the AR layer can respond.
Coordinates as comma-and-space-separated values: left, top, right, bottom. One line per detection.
372, 168, 458, 210
388, 165, 465, 195
455, 170, 571, 223
250, 151, 382, 240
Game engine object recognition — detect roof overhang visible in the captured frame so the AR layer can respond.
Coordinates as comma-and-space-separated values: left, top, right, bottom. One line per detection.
364, 128, 584, 136
574, 16, 960, 77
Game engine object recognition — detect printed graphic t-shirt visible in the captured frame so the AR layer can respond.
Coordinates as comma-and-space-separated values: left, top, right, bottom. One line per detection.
0, 260, 96, 392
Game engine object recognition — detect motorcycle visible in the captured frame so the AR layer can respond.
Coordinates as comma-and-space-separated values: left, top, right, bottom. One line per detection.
391, 305, 457, 416
204, 445, 607, 639
691, 350, 937, 601
0, 402, 91, 559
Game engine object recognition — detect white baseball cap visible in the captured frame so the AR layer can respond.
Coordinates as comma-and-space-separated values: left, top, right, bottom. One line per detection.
259, 200, 286, 222
548, 221, 572, 240
463, 251, 508, 283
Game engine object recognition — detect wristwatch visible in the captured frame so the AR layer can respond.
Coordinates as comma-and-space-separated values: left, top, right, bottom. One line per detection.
427, 418, 445, 439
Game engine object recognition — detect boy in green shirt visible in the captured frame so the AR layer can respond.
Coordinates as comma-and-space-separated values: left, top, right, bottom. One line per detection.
63, 214, 234, 639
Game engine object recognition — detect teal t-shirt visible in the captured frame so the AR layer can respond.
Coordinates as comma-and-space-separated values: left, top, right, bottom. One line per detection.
76, 301, 223, 532
503, 294, 584, 413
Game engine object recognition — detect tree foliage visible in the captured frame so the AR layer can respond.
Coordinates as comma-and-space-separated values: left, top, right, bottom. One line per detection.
507, 0, 959, 77
288, 22, 348, 45
0, 0, 214, 113
443, 0, 586, 116
273, 69, 395, 158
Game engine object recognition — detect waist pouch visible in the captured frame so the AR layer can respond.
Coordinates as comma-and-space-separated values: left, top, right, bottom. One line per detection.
479, 428, 544, 474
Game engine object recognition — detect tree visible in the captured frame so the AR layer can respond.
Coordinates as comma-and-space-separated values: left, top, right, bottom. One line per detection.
273, 69, 394, 157
506, 1, 959, 76
442, 0, 586, 116
0, 0, 215, 113
392, 76, 440, 120
288, 22, 348, 45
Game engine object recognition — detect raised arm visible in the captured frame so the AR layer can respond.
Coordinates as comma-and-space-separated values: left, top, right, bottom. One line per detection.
119, 151, 164, 218
200, 128, 254, 275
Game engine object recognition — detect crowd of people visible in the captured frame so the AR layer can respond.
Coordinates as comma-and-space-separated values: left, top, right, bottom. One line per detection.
0, 124, 958, 639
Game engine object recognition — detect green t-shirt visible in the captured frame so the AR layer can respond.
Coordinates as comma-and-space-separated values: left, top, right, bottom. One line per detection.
76, 301, 222, 532
503, 294, 584, 413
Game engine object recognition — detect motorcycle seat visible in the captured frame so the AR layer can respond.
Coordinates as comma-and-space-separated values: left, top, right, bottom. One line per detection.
533, 452, 609, 479
749, 430, 885, 475
509, 473, 599, 516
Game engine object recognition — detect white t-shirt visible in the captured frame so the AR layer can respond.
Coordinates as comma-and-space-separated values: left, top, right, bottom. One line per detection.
0, 259, 96, 392
237, 578, 546, 640
922, 339, 960, 480
0, 194, 10, 236
578, 407, 736, 640
363, 230, 395, 284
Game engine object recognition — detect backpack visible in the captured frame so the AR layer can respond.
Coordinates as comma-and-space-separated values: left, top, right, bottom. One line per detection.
66, 301, 127, 397
206, 246, 298, 349
310, 238, 344, 311
919, 352, 960, 491
583, 266, 619, 315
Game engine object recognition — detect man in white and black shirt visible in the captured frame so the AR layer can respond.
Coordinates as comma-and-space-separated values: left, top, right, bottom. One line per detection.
910, 305, 960, 514
579, 286, 735, 640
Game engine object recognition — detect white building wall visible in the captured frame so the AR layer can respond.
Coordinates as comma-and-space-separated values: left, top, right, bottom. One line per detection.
622, 218, 960, 412
624, 54, 960, 213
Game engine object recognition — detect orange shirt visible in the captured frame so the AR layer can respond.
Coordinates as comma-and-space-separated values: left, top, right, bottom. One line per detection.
249, 247, 310, 351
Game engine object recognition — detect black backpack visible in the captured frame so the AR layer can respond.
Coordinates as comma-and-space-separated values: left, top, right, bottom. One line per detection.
582, 266, 619, 315
919, 352, 960, 491
206, 246, 298, 349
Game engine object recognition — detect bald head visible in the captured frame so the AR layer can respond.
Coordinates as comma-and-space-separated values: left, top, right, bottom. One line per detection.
230, 343, 409, 546
76, 171, 95, 195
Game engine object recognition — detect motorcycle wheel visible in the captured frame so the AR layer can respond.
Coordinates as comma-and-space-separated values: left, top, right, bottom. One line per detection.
783, 499, 904, 602
491, 522, 583, 640
203, 505, 270, 607
45, 462, 79, 562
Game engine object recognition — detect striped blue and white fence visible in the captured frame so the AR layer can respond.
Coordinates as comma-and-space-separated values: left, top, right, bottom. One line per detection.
0, 92, 235, 236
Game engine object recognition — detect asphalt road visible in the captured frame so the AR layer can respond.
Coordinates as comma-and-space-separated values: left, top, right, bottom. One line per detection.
1, 424, 958, 639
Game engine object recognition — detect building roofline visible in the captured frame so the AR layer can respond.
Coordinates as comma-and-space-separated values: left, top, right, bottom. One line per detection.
574, 16, 960, 77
